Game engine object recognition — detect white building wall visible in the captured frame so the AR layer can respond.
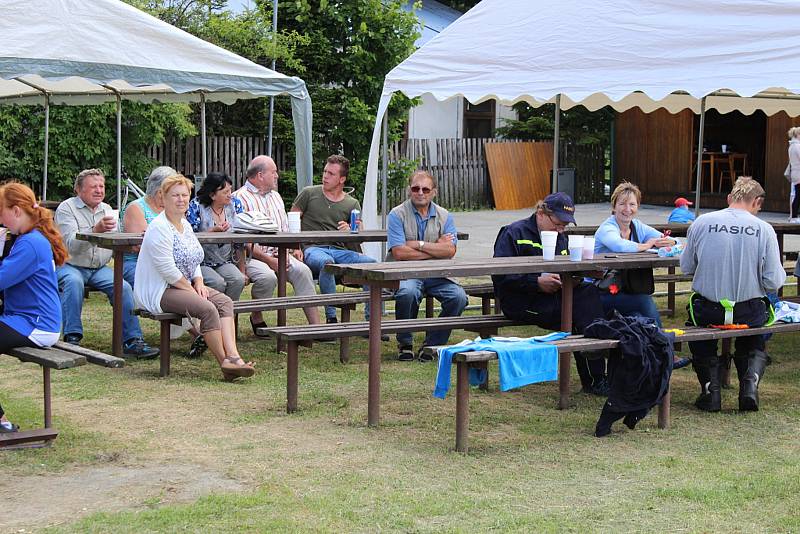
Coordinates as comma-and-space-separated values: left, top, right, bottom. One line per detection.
407, 94, 462, 139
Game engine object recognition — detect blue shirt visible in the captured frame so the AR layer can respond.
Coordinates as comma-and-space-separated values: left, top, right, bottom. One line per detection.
594, 216, 662, 253
668, 207, 695, 224
0, 230, 62, 337
387, 201, 458, 251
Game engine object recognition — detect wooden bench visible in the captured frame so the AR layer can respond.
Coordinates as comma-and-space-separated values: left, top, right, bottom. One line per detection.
260, 313, 523, 414
136, 291, 397, 376
427, 322, 800, 452
1, 342, 124, 450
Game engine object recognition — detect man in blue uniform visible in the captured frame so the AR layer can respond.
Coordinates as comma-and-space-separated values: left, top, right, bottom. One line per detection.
492, 193, 608, 395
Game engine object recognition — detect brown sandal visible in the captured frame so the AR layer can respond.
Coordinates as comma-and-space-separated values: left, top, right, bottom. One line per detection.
221, 356, 255, 380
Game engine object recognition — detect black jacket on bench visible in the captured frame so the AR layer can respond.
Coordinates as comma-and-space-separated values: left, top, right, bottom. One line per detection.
585, 311, 673, 412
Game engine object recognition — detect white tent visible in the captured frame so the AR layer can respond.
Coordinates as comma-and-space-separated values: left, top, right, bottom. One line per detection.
362, 0, 800, 257
0, 0, 313, 205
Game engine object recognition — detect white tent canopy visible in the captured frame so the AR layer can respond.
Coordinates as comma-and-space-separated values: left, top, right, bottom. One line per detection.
363, 0, 800, 257
0, 0, 313, 201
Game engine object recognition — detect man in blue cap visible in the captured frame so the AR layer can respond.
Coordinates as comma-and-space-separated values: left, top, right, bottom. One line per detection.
492, 193, 608, 395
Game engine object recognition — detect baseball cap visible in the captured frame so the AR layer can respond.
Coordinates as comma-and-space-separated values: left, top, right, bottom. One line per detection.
674, 197, 693, 207
544, 192, 576, 224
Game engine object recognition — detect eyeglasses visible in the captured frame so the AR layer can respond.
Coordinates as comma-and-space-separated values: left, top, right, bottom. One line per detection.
548, 214, 567, 230
410, 186, 433, 194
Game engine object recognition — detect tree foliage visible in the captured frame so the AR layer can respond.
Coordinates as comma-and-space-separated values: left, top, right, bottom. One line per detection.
496, 103, 614, 146
0, 102, 195, 202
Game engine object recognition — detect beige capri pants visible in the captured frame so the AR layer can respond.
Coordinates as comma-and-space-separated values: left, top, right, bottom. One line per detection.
160, 286, 233, 334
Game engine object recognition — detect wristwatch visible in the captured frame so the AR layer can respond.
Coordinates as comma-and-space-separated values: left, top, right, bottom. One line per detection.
418, 240, 425, 250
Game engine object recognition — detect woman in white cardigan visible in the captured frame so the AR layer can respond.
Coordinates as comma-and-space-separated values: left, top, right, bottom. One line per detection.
134, 174, 255, 380
788, 127, 800, 222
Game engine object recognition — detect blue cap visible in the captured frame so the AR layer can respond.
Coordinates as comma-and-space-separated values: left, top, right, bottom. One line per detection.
544, 192, 576, 224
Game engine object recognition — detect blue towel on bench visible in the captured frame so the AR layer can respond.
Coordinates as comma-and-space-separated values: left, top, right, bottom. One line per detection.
433, 332, 568, 399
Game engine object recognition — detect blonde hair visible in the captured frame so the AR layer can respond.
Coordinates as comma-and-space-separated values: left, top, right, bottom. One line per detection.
74, 168, 105, 192
160, 174, 193, 196
788, 127, 800, 139
729, 176, 765, 203
610, 181, 642, 210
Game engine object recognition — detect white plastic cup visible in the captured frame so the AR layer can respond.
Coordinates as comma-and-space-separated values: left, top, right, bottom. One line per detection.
568, 234, 584, 262
107, 209, 120, 232
541, 230, 558, 260
582, 237, 595, 260
721, 144, 728, 153
287, 211, 301, 233
0, 227, 7, 258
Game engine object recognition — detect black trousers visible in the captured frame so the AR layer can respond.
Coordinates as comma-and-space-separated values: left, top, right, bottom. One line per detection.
686, 295, 768, 365
792, 183, 800, 218
501, 282, 607, 388
0, 320, 37, 419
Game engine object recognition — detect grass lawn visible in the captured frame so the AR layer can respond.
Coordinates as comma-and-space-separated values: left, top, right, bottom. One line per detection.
1, 283, 799, 533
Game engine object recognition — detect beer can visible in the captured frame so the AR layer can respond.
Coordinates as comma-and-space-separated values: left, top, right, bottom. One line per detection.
349, 209, 360, 233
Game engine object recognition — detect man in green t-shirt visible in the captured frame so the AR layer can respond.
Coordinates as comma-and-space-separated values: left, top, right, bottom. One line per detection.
291, 155, 377, 324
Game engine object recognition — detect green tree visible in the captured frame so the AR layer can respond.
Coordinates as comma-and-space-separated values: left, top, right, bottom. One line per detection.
0, 102, 195, 202
496, 103, 614, 146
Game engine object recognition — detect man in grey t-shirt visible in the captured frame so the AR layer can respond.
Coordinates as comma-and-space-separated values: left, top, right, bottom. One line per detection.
681, 177, 786, 412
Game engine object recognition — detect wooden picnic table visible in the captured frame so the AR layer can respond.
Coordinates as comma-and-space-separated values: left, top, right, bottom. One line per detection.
77, 230, 389, 357
326, 253, 681, 427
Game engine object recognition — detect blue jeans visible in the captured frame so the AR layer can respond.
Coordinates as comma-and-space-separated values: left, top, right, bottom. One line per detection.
122, 257, 137, 289
303, 246, 376, 320
600, 292, 662, 327
394, 278, 468, 347
57, 263, 144, 341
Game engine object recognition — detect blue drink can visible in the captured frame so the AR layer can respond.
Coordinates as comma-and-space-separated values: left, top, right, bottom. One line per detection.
349, 209, 360, 233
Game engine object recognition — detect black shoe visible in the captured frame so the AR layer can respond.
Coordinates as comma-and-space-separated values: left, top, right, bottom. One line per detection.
123, 338, 159, 360
63, 333, 82, 346
0, 422, 19, 433
398, 346, 415, 362
186, 335, 207, 359
250, 317, 270, 338
673, 357, 692, 370
326, 317, 338, 324
417, 347, 434, 362
582, 378, 610, 396
737, 350, 769, 412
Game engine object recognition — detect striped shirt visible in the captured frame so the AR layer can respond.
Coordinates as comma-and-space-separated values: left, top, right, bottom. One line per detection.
233, 180, 288, 255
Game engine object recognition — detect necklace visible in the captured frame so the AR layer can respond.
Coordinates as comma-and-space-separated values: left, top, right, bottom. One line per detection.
211, 205, 225, 220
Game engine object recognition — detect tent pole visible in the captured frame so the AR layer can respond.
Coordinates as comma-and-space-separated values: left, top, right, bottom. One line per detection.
200, 92, 207, 179
116, 93, 122, 209
267, 0, 279, 157
694, 97, 706, 218
380, 111, 389, 260
43, 93, 50, 201
13, 78, 51, 201
552, 94, 561, 193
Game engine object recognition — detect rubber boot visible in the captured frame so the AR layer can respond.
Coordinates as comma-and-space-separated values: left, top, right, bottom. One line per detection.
693, 358, 721, 412
576, 351, 607, 395
735, 350, 769, 412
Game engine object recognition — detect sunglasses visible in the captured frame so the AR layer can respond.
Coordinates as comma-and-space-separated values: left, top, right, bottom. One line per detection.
410, 186, 433, 194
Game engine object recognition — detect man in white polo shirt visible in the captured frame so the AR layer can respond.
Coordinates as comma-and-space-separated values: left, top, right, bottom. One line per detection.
234, 156, 320, 333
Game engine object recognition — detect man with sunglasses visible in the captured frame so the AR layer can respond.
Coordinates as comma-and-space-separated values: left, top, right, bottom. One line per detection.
492, 193, 608, 395
386, 170, 467, 361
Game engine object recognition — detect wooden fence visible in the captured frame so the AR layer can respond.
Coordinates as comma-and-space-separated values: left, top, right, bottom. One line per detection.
386, 138, 607, 209
146, 136, 293, 190
147, 136, 607, 207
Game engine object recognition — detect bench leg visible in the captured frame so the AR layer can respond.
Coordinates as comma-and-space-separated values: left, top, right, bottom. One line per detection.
339, 306, 351, 364
481, 297, 491, 316
558, 277, 574, 410
159, 321, 171, 377
425, 295, 434, 318
658, 387, 670, 429
43, 367, 52, 428
287, 341, 298, 413
478, 361, 489, 391
455, 361, 470, 453
667, 266, 676, 318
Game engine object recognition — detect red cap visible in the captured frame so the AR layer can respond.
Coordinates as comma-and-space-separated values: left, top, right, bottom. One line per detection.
674, 197, 693, 207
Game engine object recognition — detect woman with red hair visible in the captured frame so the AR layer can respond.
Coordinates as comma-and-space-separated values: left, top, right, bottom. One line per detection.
0, 182, 67, 433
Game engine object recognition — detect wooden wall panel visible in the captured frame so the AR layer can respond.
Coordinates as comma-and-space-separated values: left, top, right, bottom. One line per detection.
614, 108, 694, 202
485, 141, 552, 210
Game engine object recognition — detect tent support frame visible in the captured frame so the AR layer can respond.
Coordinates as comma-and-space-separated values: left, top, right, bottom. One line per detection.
694, 96, 706, 218
14, 78, 51, 201
552, 94, 561, 193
